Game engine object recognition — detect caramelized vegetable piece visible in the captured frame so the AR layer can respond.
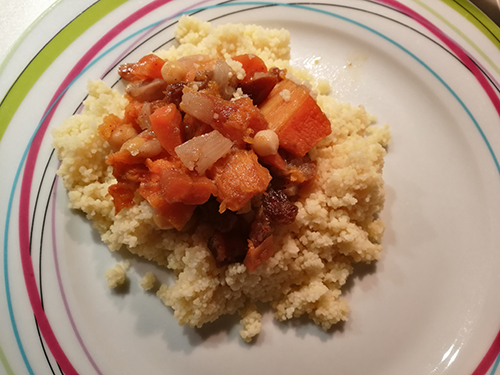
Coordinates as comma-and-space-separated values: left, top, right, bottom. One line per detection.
155, 201, 196, 231
208, 231, 249, 267
208, 149, 272, 212
98, 114, 124, 142
107, 163, 149, 214
239, 67, 282, 105
143, 158, 215, 206
259, 79, 331, 157
118, 54, 166, 82
149, 104, 184, 157
215, 96, 269, 145
244, 235, 274, 272
137, 161, 198, 230
232, 54, 268, 82
125, 79, 167, 102
108, 182, 138, 213
161, 169, 215, 205
123, 98, 145, 129
181, 92, 268, 147
183, 113, 212, 140
258, 152, 287, 171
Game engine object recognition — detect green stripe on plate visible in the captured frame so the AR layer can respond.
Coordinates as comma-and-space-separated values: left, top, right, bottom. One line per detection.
0, 1, 127, 372
415, 0, 500, 77
0, 0, 128, 142
0, 345, 15, 375
444, 0, 500, 48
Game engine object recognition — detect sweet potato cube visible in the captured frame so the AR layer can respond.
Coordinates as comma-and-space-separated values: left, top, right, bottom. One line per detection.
143, 158, 215, 206
208, 149, 272, 212
137, 164, 197, 231
259, 79, 331, 157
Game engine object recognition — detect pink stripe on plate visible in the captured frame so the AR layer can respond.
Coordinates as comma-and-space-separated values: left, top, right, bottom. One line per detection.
373, 2, 500, 374
18, 1, 176, 374
50, 175, 103, 375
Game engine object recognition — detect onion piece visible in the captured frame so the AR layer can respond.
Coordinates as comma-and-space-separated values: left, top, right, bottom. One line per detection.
137, 102, 152, 130
180, 91, 215, 126
175, 130, 233, 174
213, 60, 237, 100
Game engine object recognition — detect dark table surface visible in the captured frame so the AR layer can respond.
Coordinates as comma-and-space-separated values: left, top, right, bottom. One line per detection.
471, 0, 500, 25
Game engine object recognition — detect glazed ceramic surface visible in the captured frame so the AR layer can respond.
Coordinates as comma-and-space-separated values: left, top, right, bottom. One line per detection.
1, 1, 500, 374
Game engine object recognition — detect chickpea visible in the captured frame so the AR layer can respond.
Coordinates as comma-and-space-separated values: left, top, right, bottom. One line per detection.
161, 60, 188, 85
122, 136, 145, 156
137, 138, 163, 158
252, 129, 279, 157
108, 123, 138, 151
122, 136, 162, 158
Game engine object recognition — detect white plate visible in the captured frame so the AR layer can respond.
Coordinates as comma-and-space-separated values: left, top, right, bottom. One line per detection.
1, 1, 500, 374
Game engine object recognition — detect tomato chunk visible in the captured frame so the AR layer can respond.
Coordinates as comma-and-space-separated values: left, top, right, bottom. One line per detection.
118, 54, 165, 82
123, 97, 144, 128
107, 163, 149, 214
108, 181, 138, 213
232, 54, 268, 82
149, 104, 184, 157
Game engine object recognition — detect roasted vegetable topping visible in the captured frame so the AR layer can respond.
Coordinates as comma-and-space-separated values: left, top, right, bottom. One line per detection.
98, 53, 332, 272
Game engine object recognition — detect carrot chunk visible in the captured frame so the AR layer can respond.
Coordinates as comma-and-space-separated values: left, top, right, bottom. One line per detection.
106, 149, 142, 165
149, 104, 184, 156
259, 79, 331, 157
150, 195, 196, 231
208, 149, 272, 212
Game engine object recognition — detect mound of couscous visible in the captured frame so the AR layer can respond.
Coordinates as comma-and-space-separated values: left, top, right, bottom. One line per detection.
52, 16, 390, 342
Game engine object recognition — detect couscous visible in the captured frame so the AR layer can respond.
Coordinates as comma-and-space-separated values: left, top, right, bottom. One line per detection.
53, 16, 390, 342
